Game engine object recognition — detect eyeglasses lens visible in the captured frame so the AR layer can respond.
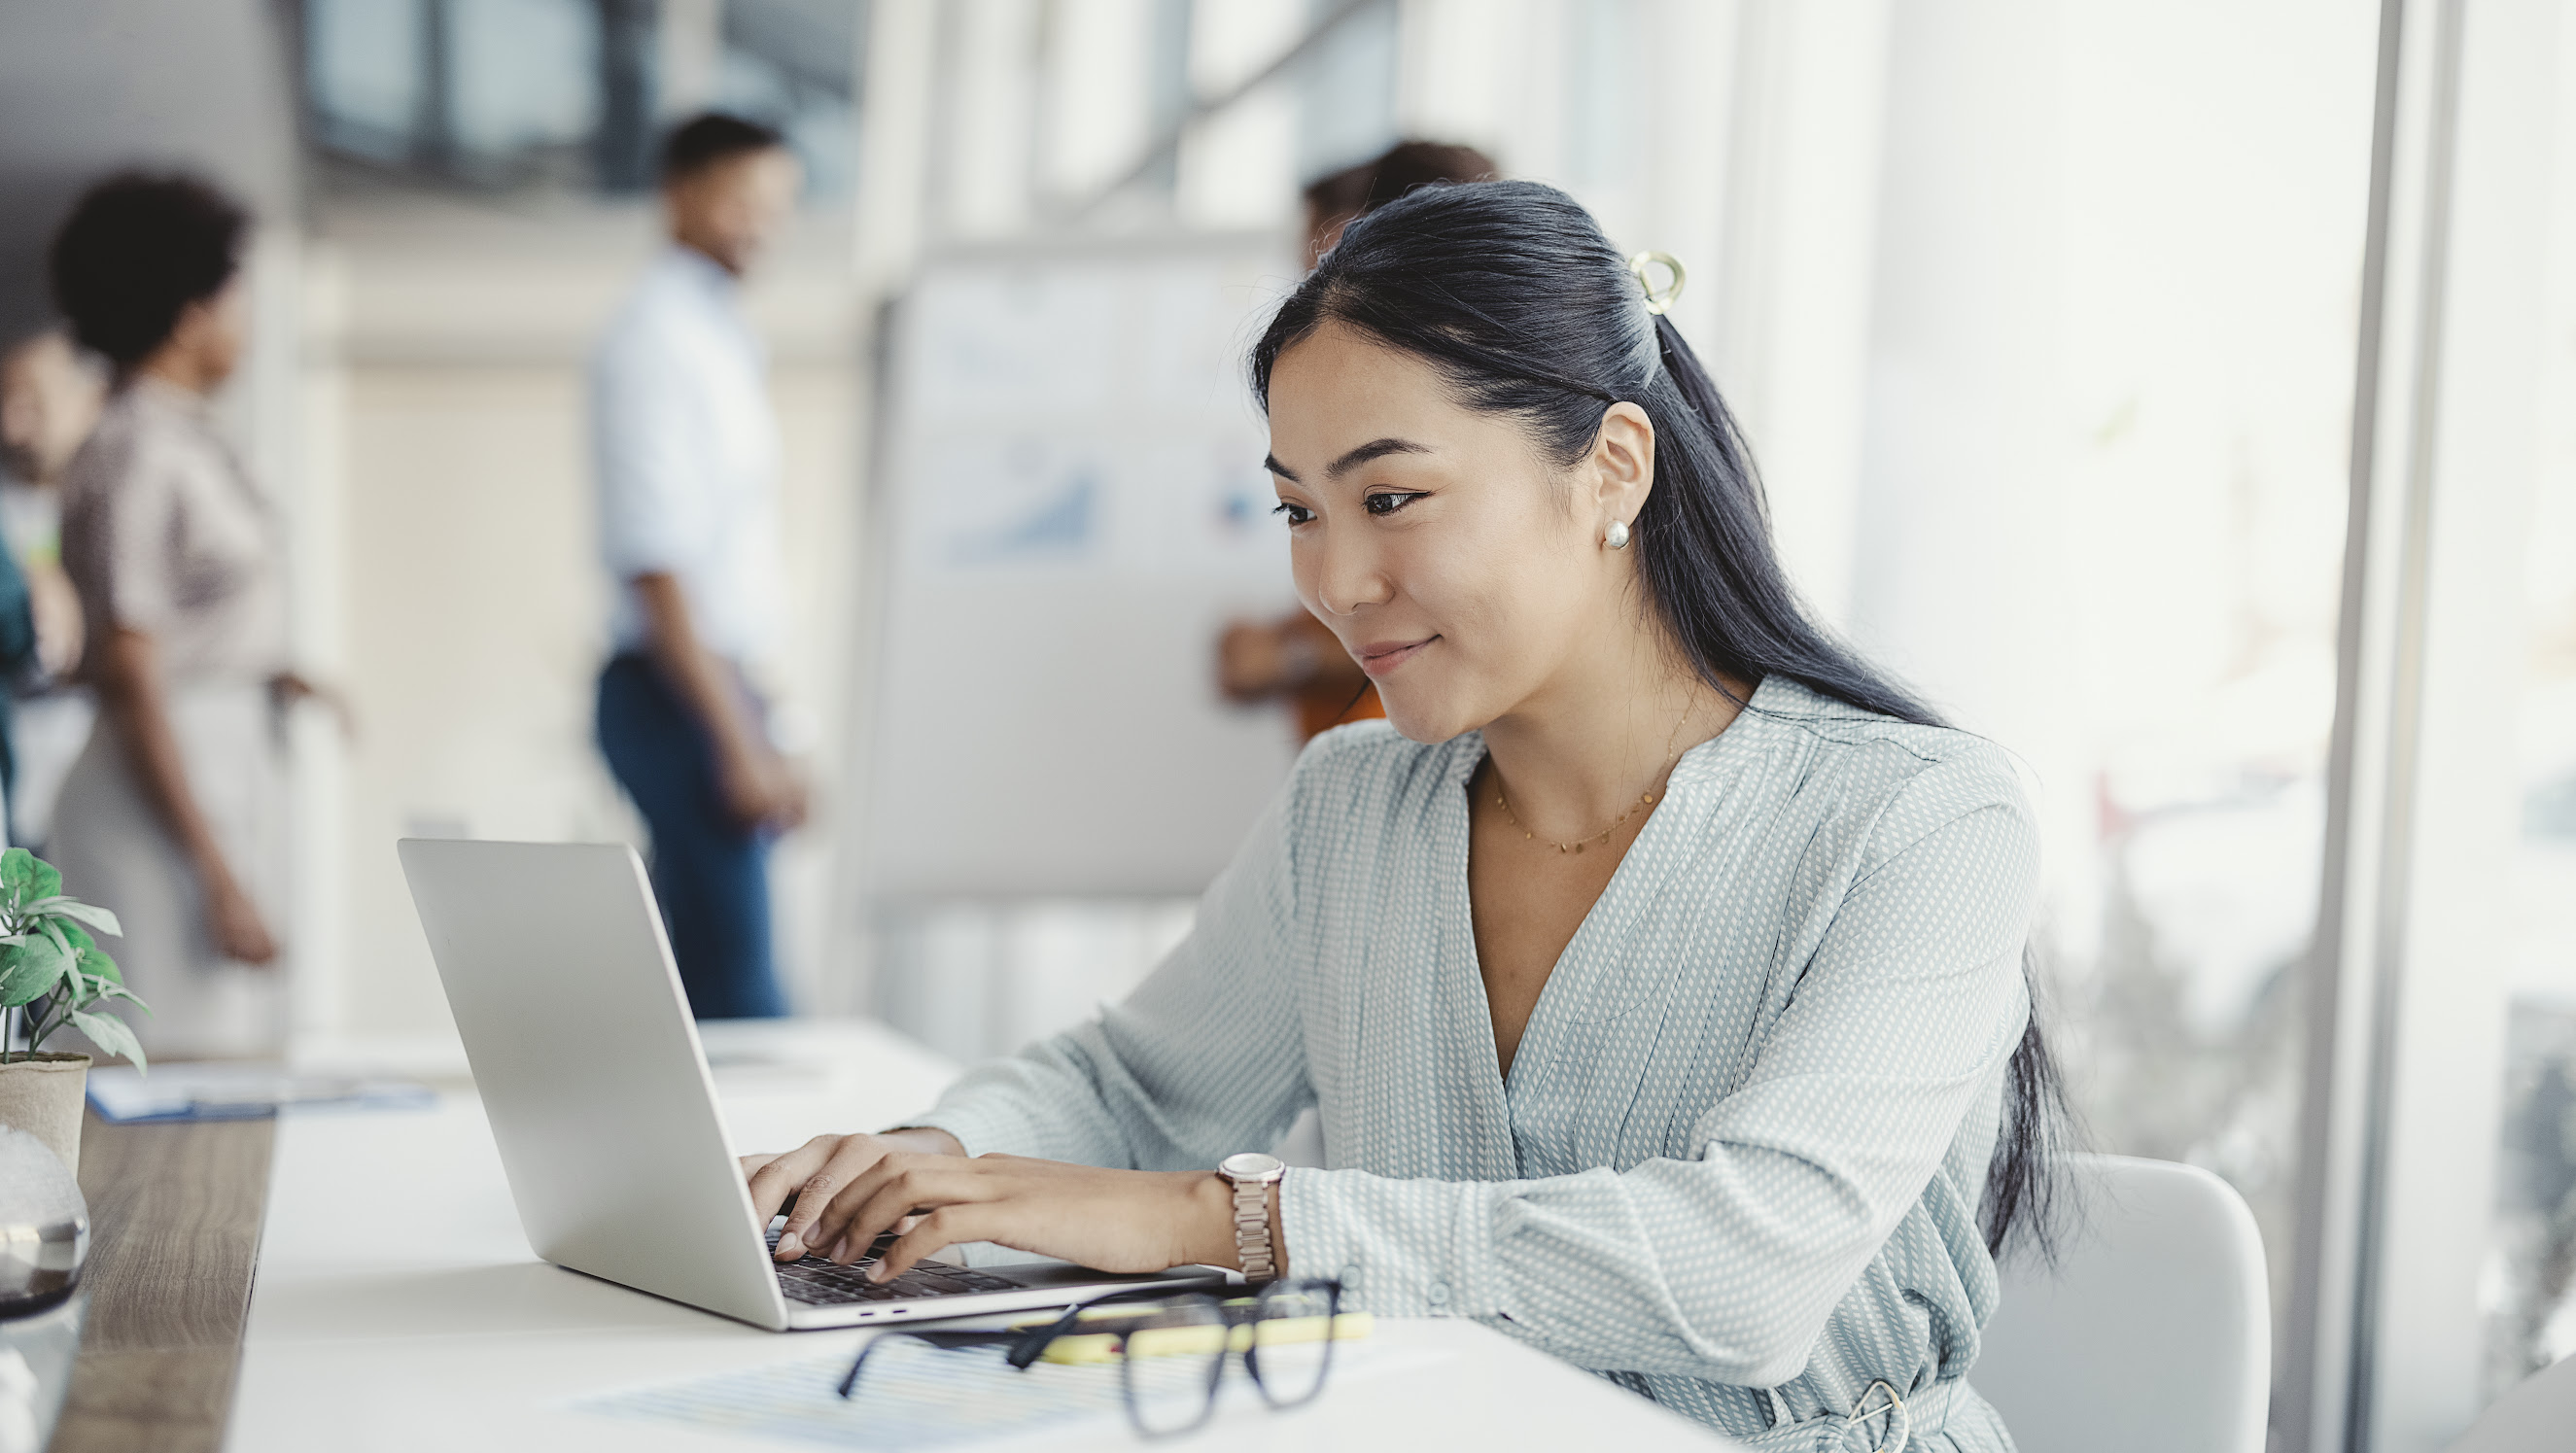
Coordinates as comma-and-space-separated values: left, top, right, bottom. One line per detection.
1244, 1280, 1338, 1409
1119, 1296, 1229, 1437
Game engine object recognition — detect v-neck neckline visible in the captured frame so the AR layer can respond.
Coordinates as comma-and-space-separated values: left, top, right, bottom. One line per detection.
1440, 676, 1793, 1112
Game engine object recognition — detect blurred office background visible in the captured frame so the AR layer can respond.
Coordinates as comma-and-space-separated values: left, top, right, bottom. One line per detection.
1, 0, 2571, 1448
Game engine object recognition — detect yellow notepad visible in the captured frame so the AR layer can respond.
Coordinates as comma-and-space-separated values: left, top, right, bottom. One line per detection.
1006, 1303, 1375, 1366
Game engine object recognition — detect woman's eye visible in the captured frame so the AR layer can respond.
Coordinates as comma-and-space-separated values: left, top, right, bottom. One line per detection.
1271, 502, 1314, 526
1365, 492, 1424, 516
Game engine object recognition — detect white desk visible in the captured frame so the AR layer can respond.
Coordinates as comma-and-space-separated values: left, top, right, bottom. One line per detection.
228, 1019, 1728, 1450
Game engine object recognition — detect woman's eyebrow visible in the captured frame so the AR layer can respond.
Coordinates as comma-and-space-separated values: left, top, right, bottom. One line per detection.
1262, 436, 1432, 485
1328, 436, 1431, 477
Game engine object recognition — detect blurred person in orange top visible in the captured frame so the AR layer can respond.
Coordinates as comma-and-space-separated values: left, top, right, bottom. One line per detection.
1217, 141, 1500, 742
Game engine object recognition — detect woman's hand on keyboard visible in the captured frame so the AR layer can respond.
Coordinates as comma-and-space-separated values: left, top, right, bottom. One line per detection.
744, 1127, 965, 1262
794, 1151, 1260, 1283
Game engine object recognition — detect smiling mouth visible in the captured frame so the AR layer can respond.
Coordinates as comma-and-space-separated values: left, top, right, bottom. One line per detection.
1354, 636, 1438, 677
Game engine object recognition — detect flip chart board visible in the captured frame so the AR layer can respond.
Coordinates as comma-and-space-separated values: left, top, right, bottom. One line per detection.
859, 236, 1305, 898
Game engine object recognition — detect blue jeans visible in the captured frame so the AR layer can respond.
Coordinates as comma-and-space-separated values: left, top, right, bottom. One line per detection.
595, 653, 787, 1020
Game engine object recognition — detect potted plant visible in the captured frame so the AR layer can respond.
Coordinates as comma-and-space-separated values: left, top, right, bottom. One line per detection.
0, 848, 141, 1174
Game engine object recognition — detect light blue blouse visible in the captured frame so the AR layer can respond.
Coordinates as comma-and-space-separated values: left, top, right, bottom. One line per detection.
914, 675, 2039, 1451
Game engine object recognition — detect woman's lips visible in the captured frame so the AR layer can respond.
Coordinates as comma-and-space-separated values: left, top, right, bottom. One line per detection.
1354, 636, 1437, 677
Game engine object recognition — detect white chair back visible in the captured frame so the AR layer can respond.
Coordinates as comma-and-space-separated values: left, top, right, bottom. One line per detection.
1973, 1154, 2269, 1453
2445, 1350, 2576, 1452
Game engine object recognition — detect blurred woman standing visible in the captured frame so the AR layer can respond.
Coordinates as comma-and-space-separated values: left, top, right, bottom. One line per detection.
45, 173, 294, 1058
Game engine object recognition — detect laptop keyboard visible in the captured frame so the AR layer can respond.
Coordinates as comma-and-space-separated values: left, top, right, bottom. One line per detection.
767, 1228, 1024, 1305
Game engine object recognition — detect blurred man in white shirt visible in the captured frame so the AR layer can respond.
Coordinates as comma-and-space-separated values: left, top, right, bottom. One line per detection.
591, 113, 804, 1020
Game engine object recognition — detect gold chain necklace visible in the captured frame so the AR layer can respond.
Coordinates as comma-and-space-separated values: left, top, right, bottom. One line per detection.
1491, 702, 1696, 856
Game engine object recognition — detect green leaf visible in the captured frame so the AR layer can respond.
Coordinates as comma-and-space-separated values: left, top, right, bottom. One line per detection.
23, 859, 59, 902
0, 848, 34, 896
85, 980, 149, 1013
67, 1007, 146, 1073
34, 900, 121, 939
75, 944, 123, 987
66, 954, 141, 1013
0, 936, 68, 1009
45, 901, 120, 937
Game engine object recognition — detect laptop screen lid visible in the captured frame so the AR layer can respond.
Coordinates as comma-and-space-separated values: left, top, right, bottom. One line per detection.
399, 838, 791, 1330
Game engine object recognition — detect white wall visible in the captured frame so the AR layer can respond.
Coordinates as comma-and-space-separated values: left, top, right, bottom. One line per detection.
0, 0, 299, 338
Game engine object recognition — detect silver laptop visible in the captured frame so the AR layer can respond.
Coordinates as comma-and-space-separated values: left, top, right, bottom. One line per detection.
398, 837, 1220, 1331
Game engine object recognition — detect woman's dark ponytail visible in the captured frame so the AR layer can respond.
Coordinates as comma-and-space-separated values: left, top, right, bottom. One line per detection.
1252, 179, 2072, 1258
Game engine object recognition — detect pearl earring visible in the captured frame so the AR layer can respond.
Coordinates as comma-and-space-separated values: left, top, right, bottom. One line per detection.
1604, 519, 1631, 550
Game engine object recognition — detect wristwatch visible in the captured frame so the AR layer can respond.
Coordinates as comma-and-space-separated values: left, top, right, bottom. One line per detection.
1216, 1152, 1288, 1284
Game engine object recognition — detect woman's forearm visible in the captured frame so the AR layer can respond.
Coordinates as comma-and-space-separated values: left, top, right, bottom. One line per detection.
877, 1126, 966, 1158
96, 627, 230, 874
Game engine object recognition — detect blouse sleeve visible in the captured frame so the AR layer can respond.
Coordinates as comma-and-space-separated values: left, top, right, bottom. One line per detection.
904, 783, 1313, 1171
1276, 752, 2039, 1388
591, 329, 705, 581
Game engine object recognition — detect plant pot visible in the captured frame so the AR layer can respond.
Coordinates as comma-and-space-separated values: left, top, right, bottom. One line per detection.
0, 1054, 88, 1175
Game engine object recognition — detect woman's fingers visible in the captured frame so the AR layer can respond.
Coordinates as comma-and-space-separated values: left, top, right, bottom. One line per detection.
820, 1157, 1002, 1265
745, 1137, 827, 1226
775, 1137, 901, 1259
871, 1203, 1004, 1282
747, 1135, 842, 1231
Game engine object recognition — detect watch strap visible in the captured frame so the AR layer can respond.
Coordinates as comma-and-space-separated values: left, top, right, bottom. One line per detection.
1231, 1175, 1277, 1284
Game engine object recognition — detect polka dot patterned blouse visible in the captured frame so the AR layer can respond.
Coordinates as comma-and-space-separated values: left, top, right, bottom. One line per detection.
915, 675, 2040, 1452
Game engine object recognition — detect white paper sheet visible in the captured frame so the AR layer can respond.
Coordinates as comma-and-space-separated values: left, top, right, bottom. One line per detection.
84, 1062, 434, 1123
574, 1336, 1446, 1451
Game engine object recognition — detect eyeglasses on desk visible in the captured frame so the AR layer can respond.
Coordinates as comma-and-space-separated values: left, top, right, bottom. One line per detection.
838, 1278, 1355, 1438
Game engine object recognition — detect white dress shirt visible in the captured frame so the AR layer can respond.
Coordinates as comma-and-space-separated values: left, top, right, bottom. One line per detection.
590, 244, 785, 666
913, 675, 2039, 1451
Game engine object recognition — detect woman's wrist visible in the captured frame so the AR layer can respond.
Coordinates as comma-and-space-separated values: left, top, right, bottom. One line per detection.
1186, 1169, 1287, 1277
877, 1126, 966, 1158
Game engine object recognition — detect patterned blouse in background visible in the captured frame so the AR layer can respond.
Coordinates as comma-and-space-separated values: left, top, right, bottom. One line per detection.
915, 675, 2041, 1452
59, 376, 285, 687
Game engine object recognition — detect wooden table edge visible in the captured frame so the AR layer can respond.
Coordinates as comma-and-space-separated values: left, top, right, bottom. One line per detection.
51, 1111, 275, 1453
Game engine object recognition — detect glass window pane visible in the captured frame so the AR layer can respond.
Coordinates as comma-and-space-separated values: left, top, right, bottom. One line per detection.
307, 0, 428, 161
297, 0, 855, 198
2483, 53, 2576, 1396
1835, 9, 2377, 1424
1295, 0, 1397, 181
450, 0, 600, 162
2042, 0, 2373, 1332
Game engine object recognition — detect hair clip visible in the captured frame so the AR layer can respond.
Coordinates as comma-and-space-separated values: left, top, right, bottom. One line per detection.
1628, 251, 1687, 316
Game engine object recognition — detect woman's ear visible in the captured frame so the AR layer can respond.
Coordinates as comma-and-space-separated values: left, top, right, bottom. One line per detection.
1587, 401, 1655, 527
160, 297, 202, 342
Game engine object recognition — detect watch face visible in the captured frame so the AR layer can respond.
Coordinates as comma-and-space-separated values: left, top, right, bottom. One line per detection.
1220, 1152, 1286, 1180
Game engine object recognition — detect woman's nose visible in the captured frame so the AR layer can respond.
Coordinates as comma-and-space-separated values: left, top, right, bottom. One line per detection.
1310, 532, 1391, 616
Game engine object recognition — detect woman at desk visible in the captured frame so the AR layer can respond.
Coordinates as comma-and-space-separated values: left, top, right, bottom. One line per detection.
747, 182, 2059, 1451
